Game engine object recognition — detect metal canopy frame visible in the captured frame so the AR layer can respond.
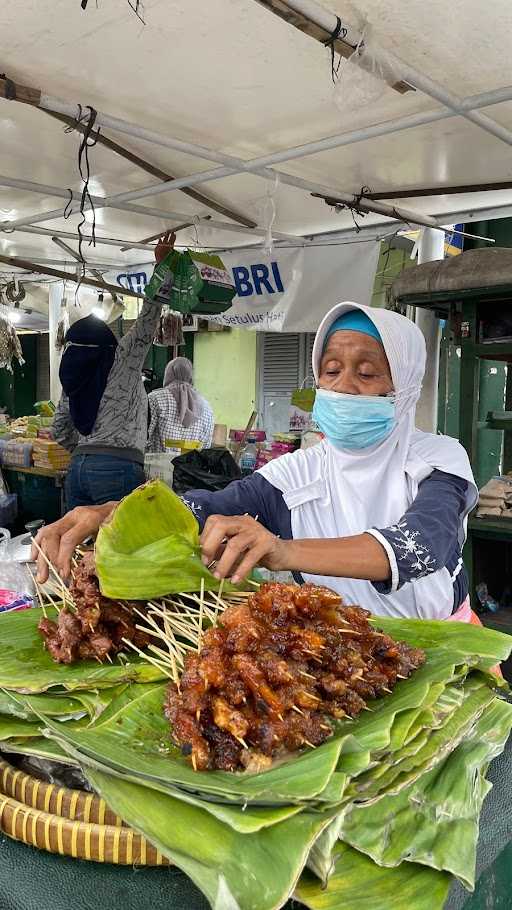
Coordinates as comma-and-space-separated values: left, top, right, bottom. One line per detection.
1, 0, 512, 269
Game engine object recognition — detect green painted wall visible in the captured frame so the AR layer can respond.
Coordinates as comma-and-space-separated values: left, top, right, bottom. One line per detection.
371, 244, 415, 308
193, 329, 257, 430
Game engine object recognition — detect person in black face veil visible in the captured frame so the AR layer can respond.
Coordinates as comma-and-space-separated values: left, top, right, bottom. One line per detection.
53, 232, 175, 510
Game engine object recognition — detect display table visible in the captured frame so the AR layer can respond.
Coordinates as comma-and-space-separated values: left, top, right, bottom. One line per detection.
1, 735, 511, 910
2, 465, 67, 525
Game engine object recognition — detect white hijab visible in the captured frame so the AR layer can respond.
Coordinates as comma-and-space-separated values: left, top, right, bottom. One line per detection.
259, 302, 477, 620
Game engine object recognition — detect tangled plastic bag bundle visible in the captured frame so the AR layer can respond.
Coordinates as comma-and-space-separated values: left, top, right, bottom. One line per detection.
0, 313, 24, 372
154, 309, 184, 347
0, 556, 34, 612
333, 25, 407, 121
12, 755, 93, 792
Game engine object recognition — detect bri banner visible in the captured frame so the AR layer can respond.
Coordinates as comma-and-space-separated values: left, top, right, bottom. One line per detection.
106, 240, 379, 332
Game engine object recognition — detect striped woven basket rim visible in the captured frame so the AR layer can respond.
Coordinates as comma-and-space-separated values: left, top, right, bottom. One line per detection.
0, 758, 170, 866
0, 758, 123, 826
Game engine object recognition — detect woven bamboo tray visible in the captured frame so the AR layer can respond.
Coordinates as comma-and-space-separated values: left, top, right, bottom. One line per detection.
0, 758, 170, 866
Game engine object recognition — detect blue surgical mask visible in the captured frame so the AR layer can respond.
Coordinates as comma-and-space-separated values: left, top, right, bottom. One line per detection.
312, 388, 396, 450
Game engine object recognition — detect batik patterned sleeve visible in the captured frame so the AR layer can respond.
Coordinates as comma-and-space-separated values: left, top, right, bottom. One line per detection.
118, 298, 162, 365
366, 470, 469, 594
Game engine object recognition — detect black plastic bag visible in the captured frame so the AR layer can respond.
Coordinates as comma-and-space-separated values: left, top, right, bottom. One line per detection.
172, 447, 241, 495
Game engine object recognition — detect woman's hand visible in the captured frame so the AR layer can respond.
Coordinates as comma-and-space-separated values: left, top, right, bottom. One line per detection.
200, 515, 288, 584
155, 230, 177, 264
31, 502, 118, 583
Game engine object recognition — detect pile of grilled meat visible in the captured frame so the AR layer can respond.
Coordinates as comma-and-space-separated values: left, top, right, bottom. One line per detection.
38, 553, 149, 664
165, 582, 425, 772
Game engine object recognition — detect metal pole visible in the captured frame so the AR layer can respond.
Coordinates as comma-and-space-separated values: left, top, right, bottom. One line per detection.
48, 282, 63, 404
0, 255, 145, 299
277, 0, 512, 146
5, 80, 512, 236
0, 176, 297, 240
9, 82, 512, 236
0, 220, 155, 252
414, 228, 446, 433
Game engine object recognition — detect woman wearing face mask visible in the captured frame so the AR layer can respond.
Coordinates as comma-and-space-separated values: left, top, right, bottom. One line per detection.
34, 302, 477, 624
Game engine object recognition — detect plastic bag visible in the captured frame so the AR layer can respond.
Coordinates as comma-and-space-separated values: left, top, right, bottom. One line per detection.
0, 560, 35, 604
333, 27, 407, 122
172, 448, 241, 496
154, 309, 184, 347
5, 754, 92, 791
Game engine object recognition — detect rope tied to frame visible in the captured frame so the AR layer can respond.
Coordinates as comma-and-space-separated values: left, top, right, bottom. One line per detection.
330, 185, 371, 232
80, 0, 145, 23
63, 104, 99, 298
322, 17, 348, 83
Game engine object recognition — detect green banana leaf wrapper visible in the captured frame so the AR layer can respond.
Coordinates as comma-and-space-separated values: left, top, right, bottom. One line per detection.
0, 550, 511, 910
95, 480, 241, 599
29, 617, 512, 910
0, 606, 165, 693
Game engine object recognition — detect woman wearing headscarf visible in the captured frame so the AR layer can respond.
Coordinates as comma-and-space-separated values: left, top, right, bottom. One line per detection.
53, 232, 175, 510
147, 357, 214, 453
35, 302, 478, 625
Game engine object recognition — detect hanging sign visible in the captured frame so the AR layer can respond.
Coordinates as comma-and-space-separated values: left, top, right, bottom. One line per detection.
105, 240, 379, 332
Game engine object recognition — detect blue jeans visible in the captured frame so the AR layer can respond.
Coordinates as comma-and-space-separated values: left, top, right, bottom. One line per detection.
66, 455, 146, 511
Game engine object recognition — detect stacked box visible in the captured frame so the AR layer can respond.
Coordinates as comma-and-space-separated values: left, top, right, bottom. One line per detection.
1, 440, 33, 468
31, 439, 71, 471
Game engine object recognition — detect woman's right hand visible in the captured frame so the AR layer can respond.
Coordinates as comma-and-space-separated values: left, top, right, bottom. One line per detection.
154, 230, 176, 264
31, 502, 118, 583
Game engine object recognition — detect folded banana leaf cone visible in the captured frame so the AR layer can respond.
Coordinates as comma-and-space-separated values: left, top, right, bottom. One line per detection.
24, 616, 512, 910
94, 480, 242, 600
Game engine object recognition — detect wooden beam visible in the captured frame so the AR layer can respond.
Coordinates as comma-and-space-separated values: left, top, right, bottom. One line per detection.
253, 1, 413, 94
44, 110, 257, 228
51, 237, 119, 300
0, 76, 41, 106
0, 254, 145, 299
0, 76, 256, 229
362, 181, 512, 200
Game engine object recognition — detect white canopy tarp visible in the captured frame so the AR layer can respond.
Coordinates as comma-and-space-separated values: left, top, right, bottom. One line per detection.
1, 0, 512, 328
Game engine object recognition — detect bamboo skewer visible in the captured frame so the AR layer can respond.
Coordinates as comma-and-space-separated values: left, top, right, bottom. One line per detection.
32, 577, 48, 619
121, 636, 174, 680
31, 538, 68, 598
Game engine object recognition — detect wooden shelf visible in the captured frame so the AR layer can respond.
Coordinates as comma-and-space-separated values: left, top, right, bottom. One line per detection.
2, 465, 66, 480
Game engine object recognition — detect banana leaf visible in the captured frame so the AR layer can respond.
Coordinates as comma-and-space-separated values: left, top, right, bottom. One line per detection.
54, 745, 304, 833
295, 843, 451, 910
349, 676, 496, 802
0, 689, 86, 720
63, 684, 129, 720
95, 480, 238, 599
40, 683, 347, 808
0, 736, 76, 764
338, 697, 512, 890
39, 645, 499, 812
335, 649, 469, 778
86, 766, 335, 910
0, 606, 165, 693
0, 716, 42, 739
373, 616, 512, 669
